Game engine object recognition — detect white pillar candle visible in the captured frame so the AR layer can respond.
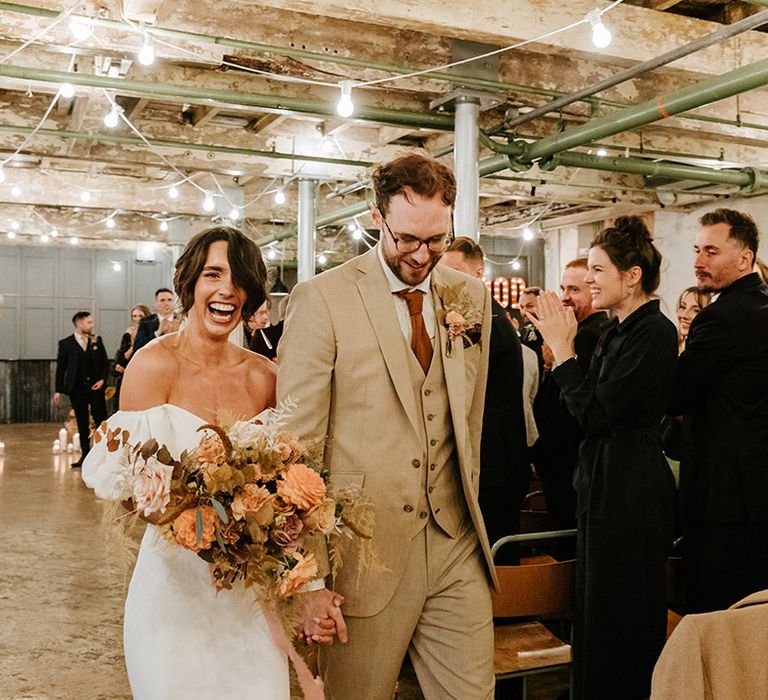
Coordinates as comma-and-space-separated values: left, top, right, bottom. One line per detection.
72, 433, 81, 452
58, 428, 68, 446
53, 439, 61, 454
67, 442, 74, 454
0, 442, 4, 456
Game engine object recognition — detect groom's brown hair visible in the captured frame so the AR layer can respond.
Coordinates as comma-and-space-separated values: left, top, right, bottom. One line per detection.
372, 154, 456, 216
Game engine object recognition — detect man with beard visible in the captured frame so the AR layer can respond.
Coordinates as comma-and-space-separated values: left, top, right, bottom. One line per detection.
533, 258, 607, 536
670, 208, 768, 612
278, 154, 496, 699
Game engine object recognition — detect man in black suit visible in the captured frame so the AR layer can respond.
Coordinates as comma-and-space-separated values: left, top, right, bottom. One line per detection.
533, 258, 608, 536
133, 287, 177, 354
670, 208, 768, 612
440, 237, 529, 563
54, 311, 109, 467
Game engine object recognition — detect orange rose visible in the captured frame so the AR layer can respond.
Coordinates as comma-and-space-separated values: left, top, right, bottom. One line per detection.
278, 551, 318, 598
231, 484, 273, 522
173, 506, 218, 552
276, 463, 326, 511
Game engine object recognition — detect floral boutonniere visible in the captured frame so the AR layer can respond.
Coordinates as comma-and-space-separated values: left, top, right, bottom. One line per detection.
435, 281, 483, 356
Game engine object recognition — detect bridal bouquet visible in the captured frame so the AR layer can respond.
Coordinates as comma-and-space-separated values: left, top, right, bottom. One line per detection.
95, 403, 373, 609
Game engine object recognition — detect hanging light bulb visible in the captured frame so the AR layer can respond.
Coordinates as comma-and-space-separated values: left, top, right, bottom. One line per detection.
352, 228, 363, 241
512, 260, 521, 271
40, 233, 50, 243
159, 220, 169, 232
336, 81, 355, 118
318, 253, 328, 265
267, 249, 277, 260
80, 190, 92, 203
10, 221, 19, 231
596, 148, 608, 157
103, 104, 121, 128
587, 9, 612, 49
69, 236, 79, 245
59, 83, 75, 99
7, 231, 16, 240
274, 189, 286, 205
202, 193, 215, 212
106, 217, 116, 229
11, 185, 21, 197
168, 185, 179, 199
51, 229, 58, 238
228, 207, 240, 221
69, 18, 91, 42
321, 138, 333, 154
0, 166, 5, 184
522, 225, 534, 241
137, 35, 156, 66
112, 261, 122, 272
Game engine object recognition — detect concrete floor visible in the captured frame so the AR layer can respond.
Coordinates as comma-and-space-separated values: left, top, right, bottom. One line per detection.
0, 423, 568, 699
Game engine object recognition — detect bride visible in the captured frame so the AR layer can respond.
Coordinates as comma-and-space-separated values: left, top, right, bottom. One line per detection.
83, 227, 291, 698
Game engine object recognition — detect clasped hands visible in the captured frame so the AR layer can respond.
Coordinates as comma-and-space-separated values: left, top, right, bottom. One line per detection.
295, 588, 348, 646
526, 291, 578, 366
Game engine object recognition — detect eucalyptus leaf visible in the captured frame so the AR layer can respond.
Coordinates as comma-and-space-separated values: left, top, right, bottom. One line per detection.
140, 438, 159, 460
214, 527, 228, 553
211, 497, 229, 524
195, 508, 203, 547
156, 445, 173, 465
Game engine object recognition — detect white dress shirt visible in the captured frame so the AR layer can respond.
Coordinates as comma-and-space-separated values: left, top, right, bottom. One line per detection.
376, 243, 436, 346
74, 332, 88, 350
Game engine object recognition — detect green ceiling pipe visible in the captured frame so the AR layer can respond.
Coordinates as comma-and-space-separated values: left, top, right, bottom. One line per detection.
0, 63, 456, 131
520, 58, 768, 163
2, 1, 765, 134
0, 123, 373, 168
255, 200, 371, 246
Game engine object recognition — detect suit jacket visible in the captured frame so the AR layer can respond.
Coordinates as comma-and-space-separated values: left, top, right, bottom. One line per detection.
671, 273, 768, 523
651, 589, 768, 699
248, 321, 284, 361
55, 334, 109, 396
132, 314, 160, 354
277, 248, 495, 617
479, 300, 528, 498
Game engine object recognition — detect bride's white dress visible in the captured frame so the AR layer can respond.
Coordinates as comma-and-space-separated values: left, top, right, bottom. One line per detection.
82, 403, 290, 699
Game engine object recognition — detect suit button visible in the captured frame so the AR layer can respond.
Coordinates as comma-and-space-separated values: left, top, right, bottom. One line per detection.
411, 459, 420, 468
427, 414, 435, 421
424, 389, 432, 397
430, 439, 437, 446
428, 486, 434, 493
430, 464, 436, 471
403, 504, 413, 513
419, 511, 428, 519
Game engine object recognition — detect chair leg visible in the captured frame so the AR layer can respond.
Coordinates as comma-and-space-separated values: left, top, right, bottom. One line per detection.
522, 675, 528, 700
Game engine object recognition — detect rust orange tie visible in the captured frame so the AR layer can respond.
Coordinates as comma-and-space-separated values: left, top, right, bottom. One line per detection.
397, 290, 433, 374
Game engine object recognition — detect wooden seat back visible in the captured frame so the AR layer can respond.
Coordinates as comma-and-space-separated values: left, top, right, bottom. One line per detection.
493, 559, 575, 619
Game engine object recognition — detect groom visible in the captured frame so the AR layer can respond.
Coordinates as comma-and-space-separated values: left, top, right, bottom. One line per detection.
278, 154, 496, 699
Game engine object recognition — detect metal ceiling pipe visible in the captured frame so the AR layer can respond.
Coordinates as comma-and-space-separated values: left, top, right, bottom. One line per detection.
453, 96, 481, 240
297, 178, 316, 282
552, 151, 768, 190
0, 64, 455, 131
256, 200, 371, 246
520, 58, 768, 164
502, 9, 768, 130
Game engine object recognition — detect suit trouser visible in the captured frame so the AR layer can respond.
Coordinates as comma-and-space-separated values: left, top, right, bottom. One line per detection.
69, 385, 107, 457
319, 518, 494, 700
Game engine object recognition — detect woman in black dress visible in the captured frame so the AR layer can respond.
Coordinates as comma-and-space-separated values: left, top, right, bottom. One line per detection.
529, 216, 677, 699
114, 304, 150, 405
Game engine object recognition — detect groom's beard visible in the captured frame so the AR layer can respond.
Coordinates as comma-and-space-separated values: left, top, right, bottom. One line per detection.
383, 248, 442, 286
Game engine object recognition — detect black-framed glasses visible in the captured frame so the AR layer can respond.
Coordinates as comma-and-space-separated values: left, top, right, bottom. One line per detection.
379, 214, 453, 254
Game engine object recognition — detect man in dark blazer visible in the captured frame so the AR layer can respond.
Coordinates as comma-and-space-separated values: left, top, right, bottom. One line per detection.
133, 287, 176, 354
670, 208, 768, 613
440, 237, 529, 564
533, 258, 608, 537
54, 311, 109, 467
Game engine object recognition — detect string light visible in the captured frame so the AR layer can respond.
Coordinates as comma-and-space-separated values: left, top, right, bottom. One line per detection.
7, 231, 16, 240
80, 190, 92, 203
69, 236, 79, 245
321, 139, 333, 154
159, 220, 168, 232
336, 81, 354, 118
40, 233, 50, 243
137, 35, 156, 66
318, 253, 328, 265
522, 226, 535, 241
274, 189, 286, 205
587, 9, 612, 49
106, 217, 116, 229
69, 18, 91, 42
168, 185, 179, 199
512, 260, 521, 271
228, 207, 240, 221
202, 193, 215, 212
112, 261, 122, 272
352, 228, 363, 241
103, 105, 122, 128
59, 83, 75, 99
267, 249, 277, 260
596, 148, 608, 157
11, 185, 21, 197
10, 221, 19, 231
51, 229, 58, 238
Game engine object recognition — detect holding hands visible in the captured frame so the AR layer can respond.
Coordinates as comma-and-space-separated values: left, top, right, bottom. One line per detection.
526, 291, 578, 366
296, 588, 348, 645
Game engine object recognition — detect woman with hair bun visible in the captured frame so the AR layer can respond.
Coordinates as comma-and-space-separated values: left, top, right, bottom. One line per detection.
529, 216, 677, 699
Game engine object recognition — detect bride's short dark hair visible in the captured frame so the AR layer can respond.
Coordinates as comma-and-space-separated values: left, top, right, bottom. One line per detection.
174, 227, 267, 321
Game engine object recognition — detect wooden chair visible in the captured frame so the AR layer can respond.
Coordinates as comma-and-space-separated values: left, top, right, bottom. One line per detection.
492, 530, 577, 698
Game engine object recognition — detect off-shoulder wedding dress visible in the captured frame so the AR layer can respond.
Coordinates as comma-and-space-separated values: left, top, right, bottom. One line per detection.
83, 403, 290, 699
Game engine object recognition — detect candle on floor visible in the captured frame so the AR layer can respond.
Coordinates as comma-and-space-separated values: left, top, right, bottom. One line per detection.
72, 433, 81, 452
67, 442, 73, 454
52, 439, 61, 454
58, 428, 68, 446
0, 442, 4, 456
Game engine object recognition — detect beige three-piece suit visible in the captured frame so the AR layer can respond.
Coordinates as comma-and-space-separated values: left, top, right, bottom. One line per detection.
277, 246, 497, 699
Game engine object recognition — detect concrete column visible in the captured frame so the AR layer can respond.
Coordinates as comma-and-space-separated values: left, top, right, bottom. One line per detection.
453, 96, 481, 241
297, 178, 316, 282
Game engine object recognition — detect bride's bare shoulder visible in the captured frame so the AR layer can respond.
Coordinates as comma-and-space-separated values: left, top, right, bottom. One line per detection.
120, 337, 180, 410
237, 346, 276, 396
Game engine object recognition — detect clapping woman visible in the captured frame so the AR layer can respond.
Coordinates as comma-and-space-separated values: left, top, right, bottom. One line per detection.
113, 304, 150, 404
528, 216, 677, 699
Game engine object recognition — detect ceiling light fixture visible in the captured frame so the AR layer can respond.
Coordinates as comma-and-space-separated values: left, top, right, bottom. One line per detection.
51, 229, 58, 238
587, 9, 612, 49
40, 234, 50, 243
228, 207, 240, 221
69, 236, 79, 245
10, 221, 19, 231
112, 261, 122, 272
596, 147, 608, 157
512, 260, 521, 271
11, 185, 21, 197
522, 225, 535, 241
59, 83, 75, 99
106, 217, 116, 229
159, 220, 169, 232
336, 81, 355, 118
168, 185, 179, 199
267, 249, 277, 260
103, 104, 122, 128
202, 193, 215, 212
318, 253, 327, 265
137, 35, 156, 66
69, 18, 91, 42
7, 231, 16, 240
274, 189, 286, 205
80, 190, 92, 203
